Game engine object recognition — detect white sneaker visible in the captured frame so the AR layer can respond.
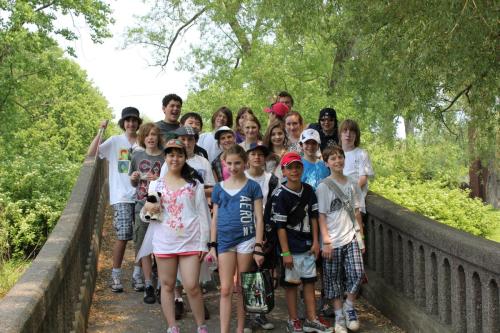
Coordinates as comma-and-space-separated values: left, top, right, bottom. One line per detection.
132, 276, 145, 292
334, 320, 348, 333
343, 306, 360, 331
110, 276, 123, 293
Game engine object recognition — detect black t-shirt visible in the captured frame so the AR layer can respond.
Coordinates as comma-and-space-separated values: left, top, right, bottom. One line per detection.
271, 183, 318, 254
308, 123, 338, 152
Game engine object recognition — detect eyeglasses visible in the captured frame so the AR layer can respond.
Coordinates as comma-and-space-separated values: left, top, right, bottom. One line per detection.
320, 117, 333, 122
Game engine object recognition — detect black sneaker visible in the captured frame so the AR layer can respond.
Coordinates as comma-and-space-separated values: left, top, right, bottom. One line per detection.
175, 299, 185, 320
204, 302, 210, 320
156, 286, 161, 304
254, 314, 274, 330
143, 285, 156, 304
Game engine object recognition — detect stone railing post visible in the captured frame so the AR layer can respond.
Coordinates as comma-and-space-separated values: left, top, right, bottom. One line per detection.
362, 192, 500, 333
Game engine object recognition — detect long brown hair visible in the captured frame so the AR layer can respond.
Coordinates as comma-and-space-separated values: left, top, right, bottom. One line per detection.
263, 120, 288, 150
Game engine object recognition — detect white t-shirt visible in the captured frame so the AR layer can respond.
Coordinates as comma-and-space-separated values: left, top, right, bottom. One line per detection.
198, 132, 222, 163
160, 154, 216, 186
98, 134, 138, 205
316, 178, 362, 248
343, 147, 374, 212
245, 170, 273, 208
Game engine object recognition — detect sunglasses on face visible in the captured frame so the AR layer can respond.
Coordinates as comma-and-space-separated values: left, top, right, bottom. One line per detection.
320, 117, 333, 122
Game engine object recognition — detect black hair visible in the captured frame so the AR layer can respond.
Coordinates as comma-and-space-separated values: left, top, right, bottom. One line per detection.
180, 112, 203, 130
118, 116, 143, 131
164, 146, 198, 185
162, 94, 183, 107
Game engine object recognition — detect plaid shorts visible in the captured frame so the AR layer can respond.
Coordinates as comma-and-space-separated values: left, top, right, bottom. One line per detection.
112, 203, 135, 240
322, 237, 364, 299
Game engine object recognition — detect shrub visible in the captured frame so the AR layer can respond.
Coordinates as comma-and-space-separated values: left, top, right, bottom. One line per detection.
371, 176, 499, 237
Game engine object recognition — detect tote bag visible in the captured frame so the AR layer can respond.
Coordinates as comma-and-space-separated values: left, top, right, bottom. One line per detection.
240, 269, 275, 314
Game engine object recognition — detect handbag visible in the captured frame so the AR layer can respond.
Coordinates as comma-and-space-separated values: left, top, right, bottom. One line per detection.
321, 178, 365, 250
240, 268, 275, 314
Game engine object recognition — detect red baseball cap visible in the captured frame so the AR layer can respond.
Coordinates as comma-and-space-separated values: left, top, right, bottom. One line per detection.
264, 102, 289, 117
280, 152, 303, 168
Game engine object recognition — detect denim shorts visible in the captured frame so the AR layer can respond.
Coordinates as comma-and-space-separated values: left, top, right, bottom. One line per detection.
280, 251, 317, 287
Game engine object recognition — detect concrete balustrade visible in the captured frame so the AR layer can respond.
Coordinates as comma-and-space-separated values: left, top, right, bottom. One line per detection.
0, 133, 498, 332
0, 134, 108, 333
362, 192, 500, 333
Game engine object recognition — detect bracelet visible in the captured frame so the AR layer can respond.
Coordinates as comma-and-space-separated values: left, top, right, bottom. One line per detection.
254, 242, 263, 249
323, 242, 331, 245
253, 250, 265, 256
280, 251, 291, 257
207, 241, 218, 249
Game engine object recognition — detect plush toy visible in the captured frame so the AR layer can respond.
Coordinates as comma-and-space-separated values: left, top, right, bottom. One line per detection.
141, 191, 162, 222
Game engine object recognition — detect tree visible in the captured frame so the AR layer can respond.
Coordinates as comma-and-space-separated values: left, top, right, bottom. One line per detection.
0, 1, 114, 258
127, 0, 499, 204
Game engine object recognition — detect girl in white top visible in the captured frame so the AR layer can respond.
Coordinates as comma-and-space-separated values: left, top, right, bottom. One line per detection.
138, 139, 210, 333
339, 119, 374, 213
198, 106, 233, 162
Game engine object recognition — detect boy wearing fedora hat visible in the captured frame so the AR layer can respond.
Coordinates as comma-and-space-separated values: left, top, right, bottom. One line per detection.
89, 107, 143, 293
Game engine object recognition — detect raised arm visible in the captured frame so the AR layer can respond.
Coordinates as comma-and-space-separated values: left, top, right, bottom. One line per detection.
87, 120, 108, 156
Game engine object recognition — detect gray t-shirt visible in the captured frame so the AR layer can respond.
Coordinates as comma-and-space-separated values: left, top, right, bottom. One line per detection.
129, 150, 165, 204
155, 120, 180, 142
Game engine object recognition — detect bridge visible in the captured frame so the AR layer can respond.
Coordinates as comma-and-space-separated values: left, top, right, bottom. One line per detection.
0, 130, 498, 332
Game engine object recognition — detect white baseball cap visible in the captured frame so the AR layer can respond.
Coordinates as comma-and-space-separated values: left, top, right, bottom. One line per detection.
300, 128, 321, 144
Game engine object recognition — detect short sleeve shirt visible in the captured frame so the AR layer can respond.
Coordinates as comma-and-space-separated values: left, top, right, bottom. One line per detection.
155, 120, 179, 142
212, 179, 263, 252
271, 183, 318, 254
129, 150, 164, 203
316, 179, 362, 248
301, 158, 330, 191
98, 134, 138, 205
343, 147, 374, 211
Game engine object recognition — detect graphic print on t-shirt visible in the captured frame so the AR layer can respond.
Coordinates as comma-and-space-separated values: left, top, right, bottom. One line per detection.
117, 148, 131, 174
240, 196, 255, 237
137, 159, 163, 201
330, 198, 342, 213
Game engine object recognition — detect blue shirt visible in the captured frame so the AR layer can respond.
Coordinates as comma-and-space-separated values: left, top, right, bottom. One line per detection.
301, 158, 330, 191
212, 179, 263, 253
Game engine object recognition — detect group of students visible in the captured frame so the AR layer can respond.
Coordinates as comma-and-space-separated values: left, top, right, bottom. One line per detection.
89, 91, 374, 333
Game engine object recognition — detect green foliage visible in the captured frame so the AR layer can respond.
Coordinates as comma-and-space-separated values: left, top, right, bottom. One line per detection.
372, 176, 499, 238
0, 2, 113, 260
367, 136, 498, 238
367, 136, 469, 187
128, 0, 498, 160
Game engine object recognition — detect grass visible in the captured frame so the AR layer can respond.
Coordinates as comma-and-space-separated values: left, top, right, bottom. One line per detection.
0, 258, 31, 299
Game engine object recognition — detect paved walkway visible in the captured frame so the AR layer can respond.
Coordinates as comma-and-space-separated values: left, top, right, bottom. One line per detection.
87, 209, 403, 333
